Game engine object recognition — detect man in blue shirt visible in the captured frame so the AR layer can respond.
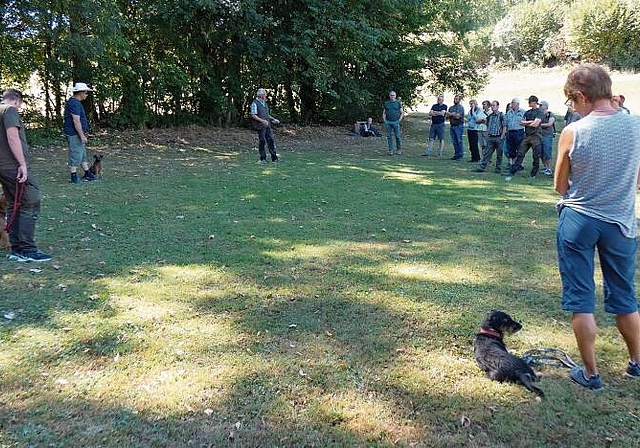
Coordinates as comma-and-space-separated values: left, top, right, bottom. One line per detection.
505, 97, 525, 168
63, 83, 96, 184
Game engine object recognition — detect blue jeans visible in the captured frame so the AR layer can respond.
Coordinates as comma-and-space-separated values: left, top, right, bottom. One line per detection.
557, 207, 638, 314
384, 120, 401, 152
257, 127, 277, 161
541, 135, 553, 162
450, 125, 464, 158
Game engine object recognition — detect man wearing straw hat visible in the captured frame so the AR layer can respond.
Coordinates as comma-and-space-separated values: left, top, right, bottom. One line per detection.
64, 82, 97, 183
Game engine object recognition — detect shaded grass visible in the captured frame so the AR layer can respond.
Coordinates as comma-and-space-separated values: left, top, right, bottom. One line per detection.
1, 111, 640, 446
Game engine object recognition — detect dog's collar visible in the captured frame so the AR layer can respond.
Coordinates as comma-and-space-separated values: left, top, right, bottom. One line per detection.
479, 328, 503, 339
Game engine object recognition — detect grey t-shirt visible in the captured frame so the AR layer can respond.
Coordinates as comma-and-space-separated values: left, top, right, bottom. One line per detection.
558, 112, 640, 237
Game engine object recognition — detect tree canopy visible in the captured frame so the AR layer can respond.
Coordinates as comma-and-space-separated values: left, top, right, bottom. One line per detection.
2, 0, 638, 129
1, 0, 488, 128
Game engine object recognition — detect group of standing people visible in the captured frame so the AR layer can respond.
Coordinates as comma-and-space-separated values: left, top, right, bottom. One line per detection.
423, 94, 556, 179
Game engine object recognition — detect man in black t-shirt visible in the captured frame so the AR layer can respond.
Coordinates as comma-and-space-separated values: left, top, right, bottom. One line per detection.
505, 95, 545, 179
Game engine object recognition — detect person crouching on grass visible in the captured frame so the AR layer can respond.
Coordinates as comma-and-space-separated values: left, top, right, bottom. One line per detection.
63, 82, 97, 184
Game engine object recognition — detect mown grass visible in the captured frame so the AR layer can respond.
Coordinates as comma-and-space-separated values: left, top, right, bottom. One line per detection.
1, 105, 640, 446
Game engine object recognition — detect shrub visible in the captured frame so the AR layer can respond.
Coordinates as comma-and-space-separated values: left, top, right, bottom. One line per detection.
566, 0, 640, 69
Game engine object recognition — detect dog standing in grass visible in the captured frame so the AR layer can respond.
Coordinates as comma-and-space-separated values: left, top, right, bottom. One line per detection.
474, 310, 544, 397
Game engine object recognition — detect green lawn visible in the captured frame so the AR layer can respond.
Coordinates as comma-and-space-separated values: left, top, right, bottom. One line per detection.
1, 105, 640, 446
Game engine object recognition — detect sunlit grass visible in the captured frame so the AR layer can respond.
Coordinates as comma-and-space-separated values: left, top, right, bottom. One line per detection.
2, 84, 640, 445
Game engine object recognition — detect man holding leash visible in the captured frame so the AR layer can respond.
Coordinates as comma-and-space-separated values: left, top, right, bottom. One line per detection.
0, 89, 52, 262
250, 88, 280, 164
64, 82, 97, 183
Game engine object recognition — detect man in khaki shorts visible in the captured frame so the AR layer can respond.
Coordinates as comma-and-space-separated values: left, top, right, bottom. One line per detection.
63, 82, 96, 184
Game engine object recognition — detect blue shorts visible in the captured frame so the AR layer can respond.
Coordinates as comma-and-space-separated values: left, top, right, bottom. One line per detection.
66, 134, 87, 167
429, 123, 445, 141
557, 207, 638, 314
541, 135, 553, 161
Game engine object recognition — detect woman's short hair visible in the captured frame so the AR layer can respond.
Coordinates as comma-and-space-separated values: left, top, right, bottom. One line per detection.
2, 89, 23, 102
564, 63, 612, 103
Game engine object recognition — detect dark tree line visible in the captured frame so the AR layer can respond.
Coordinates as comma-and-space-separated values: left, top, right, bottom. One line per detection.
1, 0, 488, 128
3, 0, 636, 129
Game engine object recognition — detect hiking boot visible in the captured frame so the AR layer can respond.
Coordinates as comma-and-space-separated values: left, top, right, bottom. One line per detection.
70, 173, 84, 184
570, 366, 604, 391
20, 249, 52, 262
625, 362, 640, 379
7, 251, 28, 262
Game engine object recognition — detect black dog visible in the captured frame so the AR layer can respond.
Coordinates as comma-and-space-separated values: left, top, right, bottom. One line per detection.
474, 310, 544, 398
89, 153, 104, 179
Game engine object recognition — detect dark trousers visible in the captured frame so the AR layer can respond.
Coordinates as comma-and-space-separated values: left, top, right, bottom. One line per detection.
467, 130, 480, 162
257, 127, 278, 161
507, 129, 524, 159
0, 170, 40, 252
510, 134, 542, 176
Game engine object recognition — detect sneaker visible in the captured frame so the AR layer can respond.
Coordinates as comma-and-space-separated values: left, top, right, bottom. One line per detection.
7, 251, 28, 262
20, 249, 52, 262
543, 168, 553, 176
395, 151, 402, 155
259, 159, 268, 164
83, 171, 97, 181
625, 362, 640, 379
529, 175, 536, 180
473, 168, 485, 173
570, 366, 604, 391
504, 176, 513, 181
494, 169, 502, 174
388, 151, 393, 156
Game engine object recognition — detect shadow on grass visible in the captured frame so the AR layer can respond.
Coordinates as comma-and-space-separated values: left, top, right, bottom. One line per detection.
3, 122, 637, 445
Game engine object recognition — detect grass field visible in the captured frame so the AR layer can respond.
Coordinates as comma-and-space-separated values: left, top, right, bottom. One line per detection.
2, 70, 640, 446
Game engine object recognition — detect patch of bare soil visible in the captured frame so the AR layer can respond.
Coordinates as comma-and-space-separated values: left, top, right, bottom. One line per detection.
86, 124, 378, 155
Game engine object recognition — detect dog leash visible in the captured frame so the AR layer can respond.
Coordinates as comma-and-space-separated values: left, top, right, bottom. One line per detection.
4, 181, 25, 232
522, 348, 579, 369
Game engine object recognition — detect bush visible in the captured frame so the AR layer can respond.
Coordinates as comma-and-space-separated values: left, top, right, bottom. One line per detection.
566, 0, 640, 69
489, 0, 566, 67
